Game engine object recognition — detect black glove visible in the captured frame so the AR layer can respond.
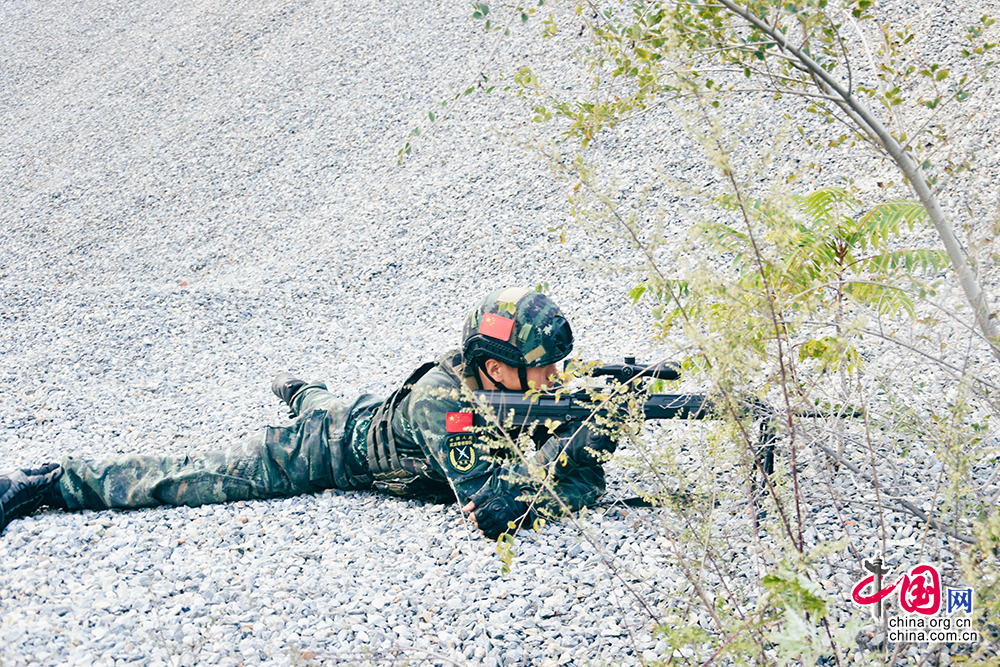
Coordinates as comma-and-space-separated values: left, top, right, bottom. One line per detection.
560, 423, 618, 467
468, 488, 536, 540
271, 372, 307, 415
0, 463, 63, 534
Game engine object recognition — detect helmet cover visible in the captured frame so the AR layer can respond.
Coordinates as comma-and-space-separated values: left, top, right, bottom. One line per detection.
462, 287, 574, 368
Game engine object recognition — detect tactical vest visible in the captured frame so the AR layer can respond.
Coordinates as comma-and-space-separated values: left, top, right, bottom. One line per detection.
365, 361, 454, 502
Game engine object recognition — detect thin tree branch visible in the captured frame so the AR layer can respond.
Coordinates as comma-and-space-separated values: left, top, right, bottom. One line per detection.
706, 0, 1000, 356
812, 442, 977, 544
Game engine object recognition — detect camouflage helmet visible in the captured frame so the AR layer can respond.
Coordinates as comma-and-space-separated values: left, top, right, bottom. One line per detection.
462, 288, 574, 371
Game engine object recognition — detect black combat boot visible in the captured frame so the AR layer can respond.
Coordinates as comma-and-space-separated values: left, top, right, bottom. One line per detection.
271, 372, 307, 416
0, 462, 66, 534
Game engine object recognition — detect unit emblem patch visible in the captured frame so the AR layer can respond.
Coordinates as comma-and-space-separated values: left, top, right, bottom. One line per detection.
447, 433, 477, 473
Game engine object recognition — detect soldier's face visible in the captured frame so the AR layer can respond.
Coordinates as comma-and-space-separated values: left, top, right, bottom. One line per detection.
524, 364, 559, 390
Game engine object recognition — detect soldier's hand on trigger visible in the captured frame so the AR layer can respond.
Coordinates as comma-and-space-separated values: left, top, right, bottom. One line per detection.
559, 422, 617, 467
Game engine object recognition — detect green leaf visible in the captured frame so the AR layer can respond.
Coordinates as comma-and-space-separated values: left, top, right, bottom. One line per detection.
762, 570, 828, 617
496, 533, 515, 575
843, 281, 916, 317
793, 187, 857, 224
859, 199, 929, 234
628, 283, 648, 304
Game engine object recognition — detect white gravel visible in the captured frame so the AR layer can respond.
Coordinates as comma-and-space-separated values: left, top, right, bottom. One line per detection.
2, 0, 998, 664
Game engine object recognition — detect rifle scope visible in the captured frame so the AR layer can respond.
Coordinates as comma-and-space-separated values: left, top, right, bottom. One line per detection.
586, 357, 682, 383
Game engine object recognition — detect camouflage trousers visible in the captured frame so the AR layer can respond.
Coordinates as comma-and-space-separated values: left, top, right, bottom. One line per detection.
57, 392, 381, 511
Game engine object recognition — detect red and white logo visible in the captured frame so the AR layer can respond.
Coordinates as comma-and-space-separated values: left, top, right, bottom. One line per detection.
852, 558, 941, 616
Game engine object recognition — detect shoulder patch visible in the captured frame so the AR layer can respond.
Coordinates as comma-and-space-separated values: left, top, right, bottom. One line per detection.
446, 433, 478, 473
446, 411, 473, 433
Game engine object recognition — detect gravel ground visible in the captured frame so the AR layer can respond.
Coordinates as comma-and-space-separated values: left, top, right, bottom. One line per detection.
2, 0, 999, 665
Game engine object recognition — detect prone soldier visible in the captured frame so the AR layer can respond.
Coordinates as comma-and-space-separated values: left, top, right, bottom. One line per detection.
0, 288, 616, 540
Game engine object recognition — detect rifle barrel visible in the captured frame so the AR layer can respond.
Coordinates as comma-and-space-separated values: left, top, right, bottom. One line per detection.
473, 390, 713, 427
641, 394, 712, 419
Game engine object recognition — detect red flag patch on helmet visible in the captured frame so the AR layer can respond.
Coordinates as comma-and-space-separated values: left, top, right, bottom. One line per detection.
446, 412, 473, 433
480, 313, 515, 341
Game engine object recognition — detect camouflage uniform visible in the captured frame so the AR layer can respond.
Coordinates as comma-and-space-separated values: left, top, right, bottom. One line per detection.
57, 350, 605, 515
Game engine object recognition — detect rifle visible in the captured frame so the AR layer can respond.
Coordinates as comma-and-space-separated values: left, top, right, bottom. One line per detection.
472, 357, 777, 474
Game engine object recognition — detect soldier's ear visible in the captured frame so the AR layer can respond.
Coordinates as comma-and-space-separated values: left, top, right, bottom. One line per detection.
483, 358, 516, 389
483, 358, 503, 378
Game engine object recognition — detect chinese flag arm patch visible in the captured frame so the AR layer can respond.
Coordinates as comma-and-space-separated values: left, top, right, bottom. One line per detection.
480, 313, 515, 341
446, 412, 473, 433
